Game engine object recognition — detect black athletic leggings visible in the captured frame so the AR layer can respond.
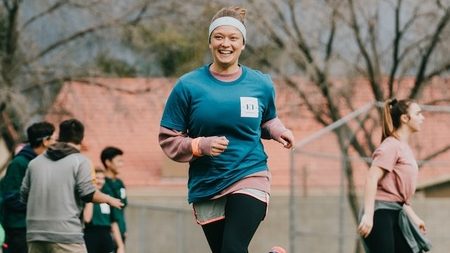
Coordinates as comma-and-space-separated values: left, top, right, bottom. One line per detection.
363, 209, 412, 253
201, 193, 267, 253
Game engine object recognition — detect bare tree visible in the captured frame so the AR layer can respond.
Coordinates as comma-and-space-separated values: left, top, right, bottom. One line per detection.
245, 0, 449, 238
0, 0, 176, 155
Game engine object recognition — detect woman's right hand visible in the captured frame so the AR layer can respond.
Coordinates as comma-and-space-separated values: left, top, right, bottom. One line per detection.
358, 213, 374, 238
199, 136, 229, 156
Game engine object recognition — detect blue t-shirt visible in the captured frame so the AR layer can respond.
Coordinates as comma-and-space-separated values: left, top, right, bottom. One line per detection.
161, 65, 277, 203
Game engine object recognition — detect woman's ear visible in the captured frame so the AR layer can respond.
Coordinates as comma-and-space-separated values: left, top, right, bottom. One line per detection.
400, 114, 410, 124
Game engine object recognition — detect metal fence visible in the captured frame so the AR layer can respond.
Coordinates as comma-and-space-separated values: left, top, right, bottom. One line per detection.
288, 102, 450, 253
126, 201, 209, 253
125, 102, 450, 253
126, 197, 450, 253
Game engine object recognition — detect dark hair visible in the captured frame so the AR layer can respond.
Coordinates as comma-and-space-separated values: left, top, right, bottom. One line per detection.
58, 119, 84, 144
381, 98, 413, 141
27, 122, 55, 148
100, 146, 124, 168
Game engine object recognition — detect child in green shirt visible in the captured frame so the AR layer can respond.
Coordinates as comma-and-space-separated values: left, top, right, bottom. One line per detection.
83, 168, 125, 253
100, 147, 128, 245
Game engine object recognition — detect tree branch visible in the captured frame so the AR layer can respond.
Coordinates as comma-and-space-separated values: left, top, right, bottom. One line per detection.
410, 7, 449, 99
284, 77, 331, 126
23, 2, 151, 66
248, 0, 285, 48
2, 0, 11, 11
269, 1, 296, 40
348, 0, 383, 101
288, 1, 317, 69
423, 61, 450, 83
1, 0, 19, 86
388, 0, 403, 97
246, 44, 331, 126
342, 91, 377, 154
21, 1, 67, 30
129, 2, 149, 26
368, 12, 381, 81
325, 12, 336, 63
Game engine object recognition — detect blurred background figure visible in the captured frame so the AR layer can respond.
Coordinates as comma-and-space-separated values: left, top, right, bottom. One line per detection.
101, 147, 128, 251
358, 99, 430, 253
20, 119, 123, 253
83, 167, 125, 253
1, 121, 56, 253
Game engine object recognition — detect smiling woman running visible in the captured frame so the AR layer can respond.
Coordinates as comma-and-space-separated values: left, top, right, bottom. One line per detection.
159, 6, 294, 253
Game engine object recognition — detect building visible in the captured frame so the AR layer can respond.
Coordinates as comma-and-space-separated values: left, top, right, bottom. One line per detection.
45, 77, 450, 195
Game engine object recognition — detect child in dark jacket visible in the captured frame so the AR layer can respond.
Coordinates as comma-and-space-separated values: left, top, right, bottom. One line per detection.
1, 122, 55, 253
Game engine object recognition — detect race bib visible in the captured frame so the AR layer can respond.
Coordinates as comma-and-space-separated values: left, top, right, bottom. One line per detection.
240, 97, 259, 118
100, 203, 110, 214
120, 188, 126, 199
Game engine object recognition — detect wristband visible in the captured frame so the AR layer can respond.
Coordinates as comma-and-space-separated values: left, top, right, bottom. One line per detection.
191, 137, 202, 157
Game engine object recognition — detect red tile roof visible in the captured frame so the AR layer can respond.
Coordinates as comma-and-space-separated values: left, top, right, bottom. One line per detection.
47, 78, 174, 186
46, 77, 450, 195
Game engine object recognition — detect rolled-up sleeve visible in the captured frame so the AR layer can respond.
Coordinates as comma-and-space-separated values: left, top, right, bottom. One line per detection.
76, 158, 96, 201
159, 126, 194, 162
371, 141, 399, 172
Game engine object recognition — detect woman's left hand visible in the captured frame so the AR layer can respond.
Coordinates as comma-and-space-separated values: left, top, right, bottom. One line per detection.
275, 130, 294, 149
116, 246, 125, 253
414, 217, 427, 234
404, 204, 427, 234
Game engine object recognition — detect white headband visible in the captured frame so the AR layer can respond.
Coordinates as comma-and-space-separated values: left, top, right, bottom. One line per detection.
208, 17, 246, 42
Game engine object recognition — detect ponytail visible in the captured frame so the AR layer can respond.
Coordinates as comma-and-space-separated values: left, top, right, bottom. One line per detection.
381, 98, 413, 142
382, 99, 395, 141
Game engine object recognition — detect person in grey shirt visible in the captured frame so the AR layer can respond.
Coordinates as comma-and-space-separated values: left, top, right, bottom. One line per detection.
21, 119, 123, 253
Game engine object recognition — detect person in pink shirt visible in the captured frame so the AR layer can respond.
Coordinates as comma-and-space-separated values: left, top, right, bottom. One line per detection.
358, 99, 430, 253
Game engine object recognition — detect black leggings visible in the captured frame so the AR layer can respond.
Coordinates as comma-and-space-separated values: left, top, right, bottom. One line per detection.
201, 193, 267, 253
363, 209, 412, 253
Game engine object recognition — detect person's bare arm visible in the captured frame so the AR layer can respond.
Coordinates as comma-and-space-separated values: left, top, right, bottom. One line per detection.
112, 222, 125, 253
91, 190, 123, 209
404, 204, 427, 234
83, 203, 94, 223
358, 166, 385, 238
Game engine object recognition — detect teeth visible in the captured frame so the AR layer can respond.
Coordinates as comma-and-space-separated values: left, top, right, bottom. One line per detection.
219, 50, 232, 54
